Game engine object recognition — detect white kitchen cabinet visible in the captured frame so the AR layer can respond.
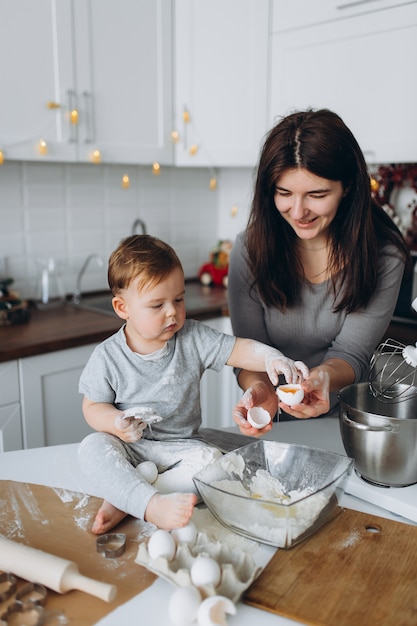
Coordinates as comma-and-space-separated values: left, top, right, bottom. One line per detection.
0, 0, 173, 164
269, 2, 417, 163
19, 344, 96, 449
173, 0, 270, 167
200, 317, 242, 429
0, 1, 75, 162
272, 0, 413, 31
0, 361, 23, 452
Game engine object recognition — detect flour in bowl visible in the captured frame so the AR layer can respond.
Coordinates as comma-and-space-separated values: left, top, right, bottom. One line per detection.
207, 454, 332, 547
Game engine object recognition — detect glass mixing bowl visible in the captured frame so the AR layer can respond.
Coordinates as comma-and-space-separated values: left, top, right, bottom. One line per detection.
193, 440, 353, 548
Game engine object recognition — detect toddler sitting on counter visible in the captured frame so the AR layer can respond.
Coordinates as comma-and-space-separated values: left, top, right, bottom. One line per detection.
78, 234, 308, 533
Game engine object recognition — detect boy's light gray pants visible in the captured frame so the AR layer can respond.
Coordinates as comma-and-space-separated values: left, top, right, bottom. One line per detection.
78, 433, 222, 521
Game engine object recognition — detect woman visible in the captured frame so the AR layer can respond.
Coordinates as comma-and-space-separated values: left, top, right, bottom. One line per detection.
228, 109, 411, 435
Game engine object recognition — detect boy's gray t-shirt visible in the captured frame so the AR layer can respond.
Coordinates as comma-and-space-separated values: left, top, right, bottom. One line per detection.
79, 319, 236, 440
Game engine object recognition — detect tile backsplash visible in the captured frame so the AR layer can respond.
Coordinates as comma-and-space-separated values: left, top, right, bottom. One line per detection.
1, 162, 253, 300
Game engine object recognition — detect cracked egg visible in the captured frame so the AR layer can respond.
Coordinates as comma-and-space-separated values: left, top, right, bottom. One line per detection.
277, 383, 304, 406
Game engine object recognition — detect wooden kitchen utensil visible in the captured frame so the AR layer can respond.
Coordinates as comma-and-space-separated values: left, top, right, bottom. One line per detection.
0, 535, 116, 602
244, 508, 417, 626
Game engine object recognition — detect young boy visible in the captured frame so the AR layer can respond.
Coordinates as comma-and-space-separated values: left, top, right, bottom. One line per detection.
78, 235, 308, 534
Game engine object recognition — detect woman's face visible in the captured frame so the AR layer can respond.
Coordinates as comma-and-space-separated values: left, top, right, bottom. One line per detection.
274, 168, 345, 243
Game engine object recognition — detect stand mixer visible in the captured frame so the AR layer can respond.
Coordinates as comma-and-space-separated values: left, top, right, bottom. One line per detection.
368, 298, 417, 403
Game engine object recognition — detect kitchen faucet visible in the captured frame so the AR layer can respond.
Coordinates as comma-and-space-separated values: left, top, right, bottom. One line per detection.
72, 254, 104, 304
131, 218, 147, 235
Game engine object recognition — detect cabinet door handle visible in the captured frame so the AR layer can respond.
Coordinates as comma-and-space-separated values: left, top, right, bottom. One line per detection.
67, 89, 78, 143
337, 0, 381, 9
83, 91, 95, 144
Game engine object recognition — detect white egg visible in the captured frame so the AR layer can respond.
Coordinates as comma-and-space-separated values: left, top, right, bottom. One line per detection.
147, 529, 176, 561
277, 383, 304, 406
247, 406, 271, 429
168, 585, 202, 625
190, 556, 221, 587
197, 595, 236, 626
171, 521, 197, 546
136, 460, 158, 484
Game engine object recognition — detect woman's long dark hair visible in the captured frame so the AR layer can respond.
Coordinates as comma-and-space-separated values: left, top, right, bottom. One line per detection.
246, 109, 411, 313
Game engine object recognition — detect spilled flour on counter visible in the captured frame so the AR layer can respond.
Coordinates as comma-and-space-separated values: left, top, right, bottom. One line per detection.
336, 529, 361, 550
52, 487, 95, 531
0, 483, 49, 539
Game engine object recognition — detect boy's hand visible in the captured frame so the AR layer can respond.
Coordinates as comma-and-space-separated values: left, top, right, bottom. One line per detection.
265, 351, 309, 386
122, 406, 163, 424
114, 414, 147, 442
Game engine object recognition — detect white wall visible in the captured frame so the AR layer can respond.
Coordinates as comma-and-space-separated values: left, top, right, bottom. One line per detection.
0, 161, 253, 300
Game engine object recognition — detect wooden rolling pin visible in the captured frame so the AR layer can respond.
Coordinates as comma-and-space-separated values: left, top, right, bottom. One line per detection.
0, 535, 116, 602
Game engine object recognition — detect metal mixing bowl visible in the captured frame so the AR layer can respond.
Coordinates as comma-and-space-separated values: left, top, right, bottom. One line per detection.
339, 382, 417, 487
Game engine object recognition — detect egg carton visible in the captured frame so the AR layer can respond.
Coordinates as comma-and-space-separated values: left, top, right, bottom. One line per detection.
135, 531, 262, 603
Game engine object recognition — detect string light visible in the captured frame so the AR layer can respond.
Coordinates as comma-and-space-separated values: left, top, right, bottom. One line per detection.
152, 162, 161, 175
0, 118, 56, 159
183, 109, 190, 124
171, 131, 180, 143
70, 109, 79, 125
370, 174, 379, 192
209, 177, 217, 191
231, 204, 239, 217
121, 174, 130, 189
91, 149, 101, 164
38, 139, 48, 155
189, 144, 198, 156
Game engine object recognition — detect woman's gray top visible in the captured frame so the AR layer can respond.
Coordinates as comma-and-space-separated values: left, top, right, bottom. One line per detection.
228, 230, 405, 413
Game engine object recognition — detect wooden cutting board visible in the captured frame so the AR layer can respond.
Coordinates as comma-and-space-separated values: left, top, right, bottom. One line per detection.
244, 508, 417, 626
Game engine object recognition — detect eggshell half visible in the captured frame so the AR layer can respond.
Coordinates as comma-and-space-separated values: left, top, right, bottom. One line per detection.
168, 585, 202, 625
247, 407, 271, 429
148, 529, 176, 561
190, 556, 221, 587
197, 595, 236, 626
277, 384, 304, 406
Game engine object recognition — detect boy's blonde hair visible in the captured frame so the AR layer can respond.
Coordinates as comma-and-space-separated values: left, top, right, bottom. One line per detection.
108, 235, 183, 296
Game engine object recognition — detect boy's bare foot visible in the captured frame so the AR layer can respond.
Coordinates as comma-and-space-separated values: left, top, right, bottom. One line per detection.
145, 492, 198, 530
92, 500, 127, 535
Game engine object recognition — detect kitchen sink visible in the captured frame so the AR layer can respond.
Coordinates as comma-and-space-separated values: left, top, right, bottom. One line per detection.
73, 293, 116, 316
71, 283, 228, 320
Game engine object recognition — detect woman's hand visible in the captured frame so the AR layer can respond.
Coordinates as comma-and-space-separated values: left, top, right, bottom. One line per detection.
277, 369, 330, 418
114, 414, 147, 442
232, 381, 277, 437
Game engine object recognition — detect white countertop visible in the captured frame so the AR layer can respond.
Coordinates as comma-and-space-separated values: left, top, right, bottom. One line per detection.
0, 418, 414, 626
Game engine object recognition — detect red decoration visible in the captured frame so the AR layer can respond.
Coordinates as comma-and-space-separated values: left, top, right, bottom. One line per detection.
198, 240, 232, 288
372, 164, 417, 250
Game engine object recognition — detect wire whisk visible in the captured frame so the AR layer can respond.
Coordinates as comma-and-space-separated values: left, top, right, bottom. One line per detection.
369, 337, 417, 403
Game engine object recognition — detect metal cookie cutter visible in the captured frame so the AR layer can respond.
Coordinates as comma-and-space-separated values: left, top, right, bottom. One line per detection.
15, 582, 48, 607
96, 532, 126, 558
1, 601, 44, 626
0, 572, 17, 602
